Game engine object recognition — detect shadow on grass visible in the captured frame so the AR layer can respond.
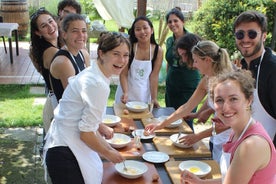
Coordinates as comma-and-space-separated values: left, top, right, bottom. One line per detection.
0, 134, 44, 184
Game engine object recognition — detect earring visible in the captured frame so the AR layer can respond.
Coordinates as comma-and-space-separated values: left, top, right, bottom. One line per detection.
246, 106, 251, 111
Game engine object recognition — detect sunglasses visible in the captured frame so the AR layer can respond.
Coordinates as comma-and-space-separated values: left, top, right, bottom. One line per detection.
234, 30, 260, 40
30, 7, 46, 20
194, 41, 206, 56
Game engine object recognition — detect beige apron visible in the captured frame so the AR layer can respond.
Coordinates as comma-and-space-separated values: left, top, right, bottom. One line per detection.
252, 51, 276, 139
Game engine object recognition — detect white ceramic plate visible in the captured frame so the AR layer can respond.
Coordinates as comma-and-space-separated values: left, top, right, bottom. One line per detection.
126, 101, 148, 112
106, 133, 131, 148
179, 160, 211, 178
142, 151, 169, 163
170, 133, 193, 148
157, 116, 182, 128
102, 114, 121, 127
132, 129, 155, 140
115, 160, 148, 179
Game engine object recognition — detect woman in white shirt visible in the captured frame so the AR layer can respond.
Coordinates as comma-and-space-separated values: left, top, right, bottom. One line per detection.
44, 32, 131, 184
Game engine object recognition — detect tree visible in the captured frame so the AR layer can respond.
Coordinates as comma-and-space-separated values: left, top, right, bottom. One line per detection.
191, 0, 276, 55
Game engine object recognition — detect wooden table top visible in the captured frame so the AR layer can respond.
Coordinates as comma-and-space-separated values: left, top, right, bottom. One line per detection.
153, 136, 211, 159
164, 160, 221, 184
102, 161, 163, 184
141, 118, 193, 135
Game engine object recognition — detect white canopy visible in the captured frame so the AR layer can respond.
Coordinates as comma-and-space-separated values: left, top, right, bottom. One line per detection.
93, 0, 135, 28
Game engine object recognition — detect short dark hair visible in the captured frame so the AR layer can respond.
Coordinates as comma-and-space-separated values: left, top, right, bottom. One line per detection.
165, 7, 185, 23
233, 10, 267, 33
57, 0, 82, 16
62, 13, 85, 32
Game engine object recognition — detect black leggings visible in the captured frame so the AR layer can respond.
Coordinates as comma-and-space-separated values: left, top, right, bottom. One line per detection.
46, 146, 85, 184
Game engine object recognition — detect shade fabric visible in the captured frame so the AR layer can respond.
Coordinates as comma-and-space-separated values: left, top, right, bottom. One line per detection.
93, 0, 135, 28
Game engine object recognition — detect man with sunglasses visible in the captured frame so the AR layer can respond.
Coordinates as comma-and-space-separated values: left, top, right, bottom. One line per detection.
234, 10, 276, 147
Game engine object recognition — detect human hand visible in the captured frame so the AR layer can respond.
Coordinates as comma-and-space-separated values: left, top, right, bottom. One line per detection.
211, 117, 227, 129
121, 93, 128, 104
99, 123, 114, 139
179, 133, 199, 146
181, 170, 202, 184
106, 149, 124, 163
152, 99, 160, 108
184, 112, 198, 121
145, 123, 160, 135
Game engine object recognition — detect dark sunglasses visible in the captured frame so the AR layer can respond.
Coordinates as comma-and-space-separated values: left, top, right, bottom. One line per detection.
234, 30, 260, 40
30, 7, 46, 20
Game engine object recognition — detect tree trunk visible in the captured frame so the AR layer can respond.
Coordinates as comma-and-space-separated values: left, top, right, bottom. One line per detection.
136, 0, 147, 17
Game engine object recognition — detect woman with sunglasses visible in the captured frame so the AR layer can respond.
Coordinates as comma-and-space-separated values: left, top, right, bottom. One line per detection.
44, 32, 131, 184
29, 8, 60, 132
234, 10, 276, 148
145, 40, 233, 163
181, 70, 276, 184
164, 7, 201, 131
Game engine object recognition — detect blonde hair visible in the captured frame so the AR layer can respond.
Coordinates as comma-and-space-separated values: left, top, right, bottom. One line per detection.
192, 40, 233, 75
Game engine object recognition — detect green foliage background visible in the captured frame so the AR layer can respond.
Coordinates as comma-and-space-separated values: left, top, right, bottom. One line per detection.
191, 0, 276, 55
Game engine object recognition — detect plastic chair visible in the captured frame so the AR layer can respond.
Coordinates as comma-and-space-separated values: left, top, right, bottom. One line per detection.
0, 16, 7, 53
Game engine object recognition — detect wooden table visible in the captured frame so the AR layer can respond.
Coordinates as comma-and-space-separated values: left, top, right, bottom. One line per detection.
0, 23, 19, 64
104, 106, 212, 184
141, 118, 193, 135
102, 161, 163, 184
164, 160, 221, 184
153, 136, 211, 159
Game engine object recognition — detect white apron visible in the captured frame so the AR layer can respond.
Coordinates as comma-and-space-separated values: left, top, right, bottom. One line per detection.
251, 51, 276, 139
44, 120, 103, 184
115, 44, 152, 103
220, 117, 253, 182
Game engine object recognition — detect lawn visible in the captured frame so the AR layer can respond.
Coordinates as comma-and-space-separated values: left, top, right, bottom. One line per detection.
0, 84, 166, 127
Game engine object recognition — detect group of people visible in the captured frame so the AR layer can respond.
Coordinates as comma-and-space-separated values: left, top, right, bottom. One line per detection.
29, 1, 276, 183
145, 8, 276, 184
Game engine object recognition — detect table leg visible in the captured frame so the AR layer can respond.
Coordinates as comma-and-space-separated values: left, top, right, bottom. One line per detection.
15, 30, 19, 55
8, 37, 13, 64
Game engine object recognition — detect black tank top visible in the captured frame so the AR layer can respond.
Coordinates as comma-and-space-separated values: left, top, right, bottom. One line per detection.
49, 49, 85, 102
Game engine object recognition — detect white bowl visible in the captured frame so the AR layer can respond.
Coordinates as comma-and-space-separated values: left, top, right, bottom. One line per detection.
106, 133, 131, 148
115, 160, 148, 179
157, 116, 182, 128
170, 133, 193, 148
102, 114, 121, 127
132, 129, 155, 140
126, 101, 148, 112
179, 160, 211, 178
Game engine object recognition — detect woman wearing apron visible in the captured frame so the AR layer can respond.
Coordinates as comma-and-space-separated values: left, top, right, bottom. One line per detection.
115, 16, 163, 107
44, 32, 131, 184
146, 41, 233, 159
181, 70, 276, 184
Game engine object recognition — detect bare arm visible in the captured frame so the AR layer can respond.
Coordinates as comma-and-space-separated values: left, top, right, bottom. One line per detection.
43, 46, 59, 69
224, 135, 271, 184
149, 46, 163, 107
119, 59, 129, 103
50, 56, 76, 89
146, 76, 208, 133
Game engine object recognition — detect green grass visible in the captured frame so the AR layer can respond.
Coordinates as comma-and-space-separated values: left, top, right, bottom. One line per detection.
0, 84, 166, 127
0, 85, 45, 127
